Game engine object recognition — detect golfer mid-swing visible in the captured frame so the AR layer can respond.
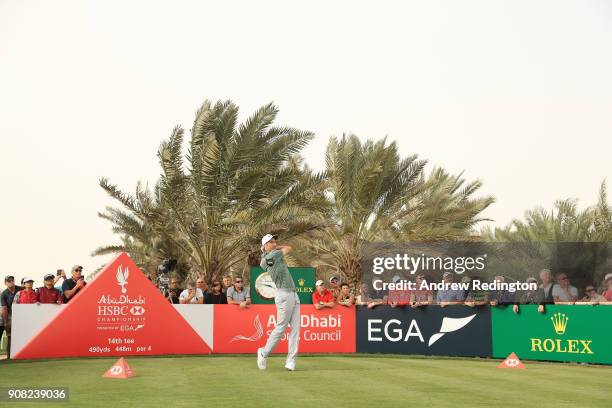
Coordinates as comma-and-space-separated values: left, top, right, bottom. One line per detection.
257, 234, 300, 371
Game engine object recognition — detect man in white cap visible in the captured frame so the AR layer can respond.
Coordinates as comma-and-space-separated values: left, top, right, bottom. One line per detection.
257, 234, 300, 371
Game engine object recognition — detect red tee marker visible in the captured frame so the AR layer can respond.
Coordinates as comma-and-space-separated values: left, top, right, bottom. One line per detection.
497, 352, 526, 369
103, 357, 135, 379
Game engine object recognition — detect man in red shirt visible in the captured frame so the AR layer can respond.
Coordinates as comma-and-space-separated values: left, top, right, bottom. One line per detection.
312, 280, 335, 310
37, 273, 63, 304
16, 277, 38, 304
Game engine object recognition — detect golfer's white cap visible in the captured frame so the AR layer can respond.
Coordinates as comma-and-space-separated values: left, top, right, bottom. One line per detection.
261, 234, 278, 246
315, 279, 324, 287
23, 276, 34, 283
605, 273, 612, 281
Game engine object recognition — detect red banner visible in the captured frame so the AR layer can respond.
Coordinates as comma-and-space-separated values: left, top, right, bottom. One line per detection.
14, 252, 212, 359
213, 305, 355, 353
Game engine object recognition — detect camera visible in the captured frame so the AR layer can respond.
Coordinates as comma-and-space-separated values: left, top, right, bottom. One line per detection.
156, 258, 177, 297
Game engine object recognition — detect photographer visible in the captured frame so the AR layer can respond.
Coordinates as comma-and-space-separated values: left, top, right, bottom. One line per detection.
62, 265, 87, 303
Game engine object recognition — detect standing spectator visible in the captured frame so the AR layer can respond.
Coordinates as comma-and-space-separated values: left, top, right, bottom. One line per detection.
226, 276, 251, 308
222, 275, 232, 294
62, 265, 87, 303
205, 281, 228, 304
552, 273, 578, 303
388, 275, 411, 308
54, 269, 66, 292
436, 272, 466, 306
410, 274, 433, 307
513, 277, 544, 314
312, 280, 335, 310
336, 283, 355, 307
1, 275, 22, 359
464, 276, 490, 307
490, 276, 515, 306
579, 284, 605, 303
38, 274, 63, 304
356, 282, 385, 309
539, 268, 555, 304
16, 277, 38, 304
603, 273, 612, 301
329, 276, 341, 299
196, 277, 209, 298
167, 278, 182, 304
179, 282, 205, 304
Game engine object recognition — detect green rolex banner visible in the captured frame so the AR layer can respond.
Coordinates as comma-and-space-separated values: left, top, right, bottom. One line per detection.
250, 267, 315, 304
492, 305, 612, 365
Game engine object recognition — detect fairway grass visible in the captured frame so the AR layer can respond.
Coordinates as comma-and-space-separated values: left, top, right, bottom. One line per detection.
0, 355, 610, 408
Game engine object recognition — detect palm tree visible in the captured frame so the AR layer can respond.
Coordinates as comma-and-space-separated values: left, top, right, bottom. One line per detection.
299, 135, 494, 286
96, 100, 328, 282
483, 181, 611, 242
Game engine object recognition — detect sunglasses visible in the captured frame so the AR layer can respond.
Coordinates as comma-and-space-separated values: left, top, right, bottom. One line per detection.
235, 280, 243, 283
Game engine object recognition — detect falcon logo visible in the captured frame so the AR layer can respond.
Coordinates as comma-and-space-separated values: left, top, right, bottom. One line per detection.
428, 314, 477, 346
130, 306, 145, 316
230, 315, 264, 342
116, 266, 129, 294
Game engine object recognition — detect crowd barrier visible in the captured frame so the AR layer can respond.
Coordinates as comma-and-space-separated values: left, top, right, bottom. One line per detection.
11, 303, 611, 364
8, 253, 610, 364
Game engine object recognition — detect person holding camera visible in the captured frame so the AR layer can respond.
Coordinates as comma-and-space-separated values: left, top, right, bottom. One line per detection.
62, 265, 87, 303
179, 281, 204, 304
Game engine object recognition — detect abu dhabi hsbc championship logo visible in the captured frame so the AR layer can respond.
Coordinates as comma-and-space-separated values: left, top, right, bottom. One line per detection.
116, 266, 129, 293
230, 315, 264, 342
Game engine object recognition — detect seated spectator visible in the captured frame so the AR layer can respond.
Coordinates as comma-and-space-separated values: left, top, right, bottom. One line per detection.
356, 282, 385, 309
436, 272, 465, 307
62, 265, 87, 303
603, 273, 612, 302
313, 280, 335, 309
464, 276, 490, 307
196, 277, 209, 297
552, 273, 578, 303
579, 284, 605, 304
16, 277, 38, 304
226, 276, 251, 308
222, 275, 232, 294
410, 274, 433, 307
329, 276, 341, 299
490, 275, 515, 306
179, 282, 205, 304
38, 273, 63, 304
168, 278, 182, 304
336, 283, 355, 307
388, 275, 410, 308
205, 281, 228, 304
513, 277, 544, 314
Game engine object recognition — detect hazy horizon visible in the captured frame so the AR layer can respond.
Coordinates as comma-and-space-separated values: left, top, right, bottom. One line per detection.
1, 0, 611, 283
